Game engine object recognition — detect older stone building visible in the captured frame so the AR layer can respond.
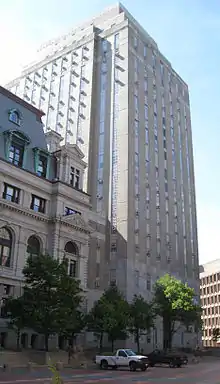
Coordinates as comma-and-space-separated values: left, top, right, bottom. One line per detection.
0, 86, 105, 349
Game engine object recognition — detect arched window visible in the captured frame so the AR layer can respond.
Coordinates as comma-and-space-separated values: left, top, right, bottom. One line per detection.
8, 109, 21, 126
64, 241, 78, 255
0, 227, 12, 267
64, 241, 79, 277
27, 236, 41, 256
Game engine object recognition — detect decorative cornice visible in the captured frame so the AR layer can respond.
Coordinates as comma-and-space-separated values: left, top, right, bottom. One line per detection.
0, 200, 96, 235
0, 200, 49, 223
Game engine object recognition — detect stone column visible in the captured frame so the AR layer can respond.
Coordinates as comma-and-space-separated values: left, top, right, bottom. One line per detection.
50, 220, 62, 260
79, 241, 89, 289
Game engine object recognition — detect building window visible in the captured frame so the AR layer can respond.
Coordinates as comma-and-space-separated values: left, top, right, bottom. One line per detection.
69, 260, 77, 277
65, 241, 78, 255
3, 183, 20, 204
8, 109, 21, 126
27, 236, 41, 256
147, 273, 151, 291
30, 195, 46, 213
37, 155, 47, 177
0, 227, 12, 267
64, 241, 79, 277
70, 167, 80, 189
114, 33, 119, 50
134, 35, 138, 49
9, 140, 24, 167
65, 207, 81, 216
135, 270, 139, 287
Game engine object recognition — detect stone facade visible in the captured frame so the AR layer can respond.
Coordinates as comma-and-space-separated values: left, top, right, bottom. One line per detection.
0, 86, 105, 350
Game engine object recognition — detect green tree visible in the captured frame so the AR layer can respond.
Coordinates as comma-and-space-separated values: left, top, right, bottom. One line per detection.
22, 254, 83, 351
128, 295, 155, 353
153, 274, 202, 350
212, 328, 220, 342
4, 296, 29, 350
56, 261, 84, 347
87, 286, 129, 352
86, 300, 106, 352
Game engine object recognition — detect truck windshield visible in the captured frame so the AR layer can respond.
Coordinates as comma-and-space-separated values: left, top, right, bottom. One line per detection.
125, 349, 136, 356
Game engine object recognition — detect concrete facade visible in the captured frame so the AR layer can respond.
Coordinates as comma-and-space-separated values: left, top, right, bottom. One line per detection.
0, 86, 105, 350
5, 3, 199, 349
200, 260, 220, 347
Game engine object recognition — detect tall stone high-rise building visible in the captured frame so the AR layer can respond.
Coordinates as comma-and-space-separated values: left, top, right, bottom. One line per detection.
6, 3, 199, 345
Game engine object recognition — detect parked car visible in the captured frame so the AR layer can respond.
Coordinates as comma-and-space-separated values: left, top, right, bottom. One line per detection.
147, 349, 188, 368
95, 348, 149, 371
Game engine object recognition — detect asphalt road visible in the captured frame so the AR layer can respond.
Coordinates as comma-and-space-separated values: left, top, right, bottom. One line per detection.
0, 360, 219, 384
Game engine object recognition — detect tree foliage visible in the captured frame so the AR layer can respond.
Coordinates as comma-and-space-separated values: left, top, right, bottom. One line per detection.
128, 295, 155, 353
86, 299, 106, 352
87, 286, 129, 352
56, 260, 84, 345
4, 296, 30, 350
153, 274, 202, 349
21, 254, 83, 351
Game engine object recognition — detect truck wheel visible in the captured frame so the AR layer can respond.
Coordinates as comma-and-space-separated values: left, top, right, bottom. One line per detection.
100, 360, 108, 370
129, 361, 137, 372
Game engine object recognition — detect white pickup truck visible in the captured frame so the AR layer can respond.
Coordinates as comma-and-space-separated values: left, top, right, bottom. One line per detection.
95, 349, 149, 371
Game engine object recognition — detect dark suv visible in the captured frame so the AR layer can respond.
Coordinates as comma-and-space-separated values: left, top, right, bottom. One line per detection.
148, 349, 188, 368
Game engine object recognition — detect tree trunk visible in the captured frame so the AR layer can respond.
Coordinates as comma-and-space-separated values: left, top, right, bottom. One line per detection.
16, 329, 20, 350
111, 339, 114, 352
44, 333, 49, 351
99, 332, 103, 353
136, 329, 140, 353
163, 317, 172, 351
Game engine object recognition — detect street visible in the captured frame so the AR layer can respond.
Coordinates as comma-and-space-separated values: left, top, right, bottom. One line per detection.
0, 360, 220, 384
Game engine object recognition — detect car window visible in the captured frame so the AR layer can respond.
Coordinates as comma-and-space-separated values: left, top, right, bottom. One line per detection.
125, 349, 136, 356
118, 350, 127, 357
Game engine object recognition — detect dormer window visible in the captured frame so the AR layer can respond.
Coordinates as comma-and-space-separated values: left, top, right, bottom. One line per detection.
33, 148, 50, 179
70, 167, 80, 189
37, 155, 47, 177
9, 140, 24, 167
4, 130, 30, 168
8, 109, 21, 126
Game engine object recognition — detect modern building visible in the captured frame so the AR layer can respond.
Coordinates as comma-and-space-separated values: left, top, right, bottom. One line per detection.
0, 85, 105, 349
5, 3, 199, 348
200, 260, 220, 347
